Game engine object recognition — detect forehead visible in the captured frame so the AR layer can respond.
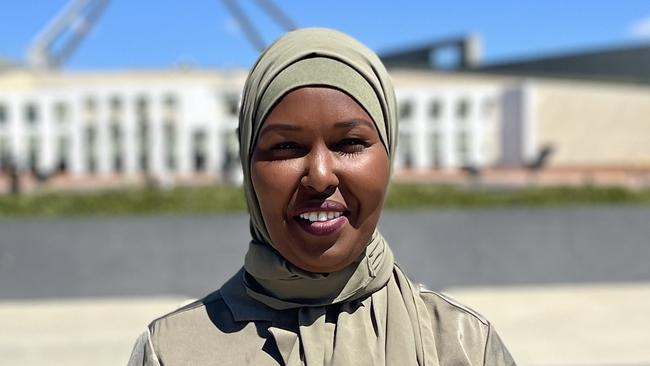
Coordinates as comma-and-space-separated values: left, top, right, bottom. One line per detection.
263, 86, 375, 126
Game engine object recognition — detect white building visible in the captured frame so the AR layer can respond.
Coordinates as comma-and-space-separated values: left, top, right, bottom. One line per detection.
5, 65, 649, 191
0, 68, 527, 189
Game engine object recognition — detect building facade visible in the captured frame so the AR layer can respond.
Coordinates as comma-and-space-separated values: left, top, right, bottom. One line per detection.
1, 67, 649, 191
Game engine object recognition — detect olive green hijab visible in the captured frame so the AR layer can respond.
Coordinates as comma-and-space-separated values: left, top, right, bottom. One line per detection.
234, 28, 438, 365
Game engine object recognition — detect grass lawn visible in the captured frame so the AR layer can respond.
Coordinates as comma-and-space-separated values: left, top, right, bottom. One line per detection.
1, 184, 649, 217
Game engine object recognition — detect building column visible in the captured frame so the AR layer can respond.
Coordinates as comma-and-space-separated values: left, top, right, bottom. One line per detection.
123, 93, 138, 176
38, 96, 55, 173
176, 92, 192, 176
8, 94, 25, 170
468, 93, 482, 167
96, 94, 112, 176
149, 93, 165, 179
69, 94, 85, 176
440, 92, 458, 169
208, 97, 225, 180
412, 92, 429, 170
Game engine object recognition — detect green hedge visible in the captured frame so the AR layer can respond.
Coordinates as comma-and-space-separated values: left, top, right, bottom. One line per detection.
1, 184, 649, 217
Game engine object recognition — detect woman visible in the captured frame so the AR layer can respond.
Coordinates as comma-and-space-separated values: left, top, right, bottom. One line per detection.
128, 28, 516, 366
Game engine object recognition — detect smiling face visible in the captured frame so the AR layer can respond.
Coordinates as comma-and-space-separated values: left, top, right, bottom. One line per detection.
251, 87, 390, 273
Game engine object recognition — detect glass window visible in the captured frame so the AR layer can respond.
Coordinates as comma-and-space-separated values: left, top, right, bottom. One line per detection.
224, 93, 239, 116
399, 101, 413, 120
27, 136, 39, 172
136, 96, 148, 119
110, 96, 122, 111
111, 123, 123, 172
0, 137, 9, 171
56, 136, 69, 172
0, 104, 7, 125
398, 134, 413, 168
25, 103, 39, 125
430, 132, 441, 167
193, 130, 207, 172
456, 99, 469, 119
85, 126, 97, 173
429, 100, 441, 120
138, 120, 149, 172
164, 94, 177, 109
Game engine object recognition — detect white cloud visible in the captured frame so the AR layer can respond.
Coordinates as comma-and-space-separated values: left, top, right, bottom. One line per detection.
628, 15, 650, 39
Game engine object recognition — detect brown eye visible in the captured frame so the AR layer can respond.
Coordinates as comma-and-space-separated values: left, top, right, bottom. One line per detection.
272, 142, 299, 150
337, 138, 369, 156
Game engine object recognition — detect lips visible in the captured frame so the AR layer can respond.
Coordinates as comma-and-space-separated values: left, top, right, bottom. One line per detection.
293, 200, 349, 236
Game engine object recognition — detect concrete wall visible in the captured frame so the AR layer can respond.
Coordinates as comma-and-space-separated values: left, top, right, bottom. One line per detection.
533, 80, 650, 167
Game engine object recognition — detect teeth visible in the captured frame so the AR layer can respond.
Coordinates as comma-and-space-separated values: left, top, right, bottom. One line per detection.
299, 211, 343, 222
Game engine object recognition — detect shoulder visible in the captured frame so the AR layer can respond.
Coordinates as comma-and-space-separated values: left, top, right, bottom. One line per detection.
419, 286, 490, 328
418, 285, 517, 365
148, 290, 225, 332
418, 286, 492, 365
147, 290, 261, 364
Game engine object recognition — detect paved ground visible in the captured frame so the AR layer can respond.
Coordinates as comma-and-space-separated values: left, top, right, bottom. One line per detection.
2, 283, 649, 366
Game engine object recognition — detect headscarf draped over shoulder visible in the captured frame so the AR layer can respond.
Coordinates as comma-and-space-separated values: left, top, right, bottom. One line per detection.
227, 28, 439, 366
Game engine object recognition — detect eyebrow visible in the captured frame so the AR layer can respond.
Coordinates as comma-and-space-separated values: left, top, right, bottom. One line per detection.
259, 123, 303, 137
259, 119, 375, 137
334, 119, 376, 130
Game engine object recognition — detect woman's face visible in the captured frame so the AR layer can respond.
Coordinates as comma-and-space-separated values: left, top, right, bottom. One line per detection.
251, 87, 390, 273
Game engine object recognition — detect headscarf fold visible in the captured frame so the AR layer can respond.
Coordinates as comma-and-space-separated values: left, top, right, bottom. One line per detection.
234, 28, 439, 365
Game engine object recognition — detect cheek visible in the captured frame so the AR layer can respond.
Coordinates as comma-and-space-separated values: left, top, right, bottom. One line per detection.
251, 160, 303, 215
341, 149, 390, 215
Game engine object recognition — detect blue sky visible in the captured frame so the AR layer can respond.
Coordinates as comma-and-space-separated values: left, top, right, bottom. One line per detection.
1, 0, 649, 69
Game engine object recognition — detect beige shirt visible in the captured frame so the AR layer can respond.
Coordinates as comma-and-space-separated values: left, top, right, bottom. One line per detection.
128, 271, 515, 365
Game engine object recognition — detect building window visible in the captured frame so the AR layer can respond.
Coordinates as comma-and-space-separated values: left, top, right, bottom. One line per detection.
110, 96, 122, 113
25, 103, 39, 125
0, 104, 7, 125
0, 137, 9, 171
458, 130, 470, 166
456, 99, 469, 119
399, 101, 413, 120
429, 100, 441, 120
56, 136, 69, 172
27, 136, 39, 172
430, 132, 441, 167
164, 122, 176, 170
138, 121, 149, 172
193, 130, 207, 172
164, 94, 177, 109
136, 96, 150, 172
136, 96, 148, 118
111, 123, 123, 172
224, 93, 239, 116
398, 133, 413, 168
85, 126, 97, 173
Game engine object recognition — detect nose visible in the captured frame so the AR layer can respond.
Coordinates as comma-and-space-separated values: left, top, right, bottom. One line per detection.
300, 144, 339, 193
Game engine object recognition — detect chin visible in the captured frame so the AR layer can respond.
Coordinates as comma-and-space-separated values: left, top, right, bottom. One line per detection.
293, 239, 365, 273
